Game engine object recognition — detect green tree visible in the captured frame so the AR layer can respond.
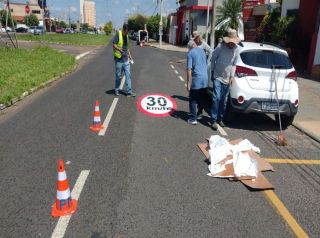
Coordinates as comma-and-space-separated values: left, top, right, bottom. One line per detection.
128, 14, 148, 32
103, 21, 113, 35
216, 0, 242, 31
23, 14, 39, 26
81, 23, 89, 31
147, 14, 166, 37
70, 23, 77, 30
0, 9, 16, 27
58, 21, 67, 28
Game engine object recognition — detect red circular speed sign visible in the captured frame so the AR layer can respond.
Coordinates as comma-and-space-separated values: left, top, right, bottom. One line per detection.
25, 5, 30, 14
137, 93, 177, 117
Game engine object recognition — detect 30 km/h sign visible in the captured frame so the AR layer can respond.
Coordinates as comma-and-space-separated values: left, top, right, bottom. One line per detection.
137, 93, 177, 117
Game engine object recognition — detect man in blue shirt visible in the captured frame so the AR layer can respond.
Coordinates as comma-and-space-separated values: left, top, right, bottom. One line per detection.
113, 24, 136, 97
186, 40, 209, 125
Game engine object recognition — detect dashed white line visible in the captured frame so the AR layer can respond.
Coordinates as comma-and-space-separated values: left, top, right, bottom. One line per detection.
170, 65, 175, 69
51, 170, 90, 238
98, 77, 124, 136
98, 98, 119, 136
179, 76, 184, 82
174, 70, 179, 74
218, 125, 228, 136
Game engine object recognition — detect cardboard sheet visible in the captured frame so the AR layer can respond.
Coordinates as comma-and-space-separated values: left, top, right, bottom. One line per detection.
198, 139, 275, 190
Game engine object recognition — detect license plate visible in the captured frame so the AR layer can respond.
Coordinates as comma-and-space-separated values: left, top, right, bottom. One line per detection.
261, 102, 278, 111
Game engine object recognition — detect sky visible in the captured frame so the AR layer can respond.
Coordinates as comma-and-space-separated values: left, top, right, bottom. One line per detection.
7, 0, 178, 28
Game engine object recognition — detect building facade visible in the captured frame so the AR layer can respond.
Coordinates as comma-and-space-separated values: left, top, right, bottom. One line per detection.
6, 0, 44, 24
83, 1, 96, 27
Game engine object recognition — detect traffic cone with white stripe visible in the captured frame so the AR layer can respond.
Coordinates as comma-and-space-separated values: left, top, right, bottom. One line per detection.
52, 159, 77, 217
90, 100, 104, 132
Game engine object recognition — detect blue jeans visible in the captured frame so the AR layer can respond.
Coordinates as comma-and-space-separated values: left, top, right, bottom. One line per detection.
211, 79, 230, 122
115, 60, 132, 94
189, 88, 206, 121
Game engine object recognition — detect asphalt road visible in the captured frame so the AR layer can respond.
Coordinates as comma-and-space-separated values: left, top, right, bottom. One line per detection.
0, 41, 319, 237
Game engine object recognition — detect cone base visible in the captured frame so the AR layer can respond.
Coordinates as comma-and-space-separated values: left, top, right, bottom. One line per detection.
52, 199, 78, 217
90, 125, 104, 132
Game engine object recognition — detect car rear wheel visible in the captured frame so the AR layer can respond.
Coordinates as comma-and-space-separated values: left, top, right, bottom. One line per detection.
275, 114, 295, 129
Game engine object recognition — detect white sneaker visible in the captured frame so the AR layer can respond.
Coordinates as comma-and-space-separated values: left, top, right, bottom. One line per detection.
187, 119, 197, 125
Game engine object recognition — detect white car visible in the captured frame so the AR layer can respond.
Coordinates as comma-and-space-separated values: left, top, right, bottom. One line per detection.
226, 42, 299, 127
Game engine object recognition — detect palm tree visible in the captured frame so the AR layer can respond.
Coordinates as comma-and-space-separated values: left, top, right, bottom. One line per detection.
215, 0, 242, 31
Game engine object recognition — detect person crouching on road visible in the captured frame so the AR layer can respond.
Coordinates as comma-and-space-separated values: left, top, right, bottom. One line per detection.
113, 23, 136, 97
210, 28, 240, 130
186, 40, 208, 125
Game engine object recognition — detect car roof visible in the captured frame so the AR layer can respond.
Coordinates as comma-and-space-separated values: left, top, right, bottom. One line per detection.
238, 42, 288, 55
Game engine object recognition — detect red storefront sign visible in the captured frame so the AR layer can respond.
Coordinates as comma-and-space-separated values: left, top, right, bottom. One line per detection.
242, 0, 264, 21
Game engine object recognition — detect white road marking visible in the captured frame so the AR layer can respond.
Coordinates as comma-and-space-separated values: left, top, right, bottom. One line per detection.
75, 51, 91, 60
179, 76, 184, 82
217, 125, 228, 136
51, 170, 90, 238
98, 98, 119, 136
170, 65, 175, 69
119, 76, 125, 90
98, 76, 124, 136
174, 70, 179, 74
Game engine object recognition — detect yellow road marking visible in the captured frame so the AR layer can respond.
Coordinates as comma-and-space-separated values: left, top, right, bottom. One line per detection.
263, 190, 309, 238
265, 158, 320, 165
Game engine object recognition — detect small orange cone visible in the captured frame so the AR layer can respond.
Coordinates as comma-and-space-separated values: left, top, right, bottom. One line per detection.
90, 100, 104, 132
52, 159, 77, 217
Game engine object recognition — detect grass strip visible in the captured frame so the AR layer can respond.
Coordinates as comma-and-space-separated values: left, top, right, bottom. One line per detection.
16, 33, 111, 46
0, 46, 76, 105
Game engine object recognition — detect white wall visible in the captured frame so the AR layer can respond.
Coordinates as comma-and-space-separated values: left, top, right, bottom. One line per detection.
281, 0, 300, 17
314, 25, 320, 65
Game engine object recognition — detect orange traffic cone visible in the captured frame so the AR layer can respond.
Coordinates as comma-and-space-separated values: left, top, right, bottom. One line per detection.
52, 159, 77, 217
90, 100, 104, 132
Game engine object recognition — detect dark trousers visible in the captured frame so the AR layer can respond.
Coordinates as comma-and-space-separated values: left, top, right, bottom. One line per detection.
189, 88, 206, 121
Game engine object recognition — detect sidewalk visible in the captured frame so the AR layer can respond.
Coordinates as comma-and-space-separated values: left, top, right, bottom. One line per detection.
293, 77, 320, 142
149, 41, 320, 143
147, 39, 188, 53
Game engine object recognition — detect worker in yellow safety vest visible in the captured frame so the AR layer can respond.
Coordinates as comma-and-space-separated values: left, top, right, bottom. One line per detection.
113, 24, 136, 97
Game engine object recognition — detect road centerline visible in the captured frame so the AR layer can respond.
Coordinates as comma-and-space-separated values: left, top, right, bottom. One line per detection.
51, 170, 90, 238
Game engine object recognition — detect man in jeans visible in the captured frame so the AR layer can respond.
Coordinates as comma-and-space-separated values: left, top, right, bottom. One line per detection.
186, 40, 208, 125
113, 24, 136, 97
211, 28, 240, 130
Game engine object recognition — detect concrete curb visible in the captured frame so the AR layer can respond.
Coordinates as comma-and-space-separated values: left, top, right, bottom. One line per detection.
0, 62, 79, 111
148, 44, 188, 53
292, 122, 320, 143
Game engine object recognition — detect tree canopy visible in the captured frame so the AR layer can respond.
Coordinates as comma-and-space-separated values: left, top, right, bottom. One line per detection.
0, 9, 16, 27
23, 14, 39, 26
128, 14, 148, 32
104, 21, 113, 35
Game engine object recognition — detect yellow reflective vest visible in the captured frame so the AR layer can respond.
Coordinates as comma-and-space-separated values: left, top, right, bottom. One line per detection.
113, 30, 129, 59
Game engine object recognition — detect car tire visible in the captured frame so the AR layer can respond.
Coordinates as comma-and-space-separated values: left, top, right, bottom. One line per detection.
275, 114, 295, 129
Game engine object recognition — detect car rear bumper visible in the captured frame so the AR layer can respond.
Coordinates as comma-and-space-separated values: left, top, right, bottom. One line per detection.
230, 98, 298, 116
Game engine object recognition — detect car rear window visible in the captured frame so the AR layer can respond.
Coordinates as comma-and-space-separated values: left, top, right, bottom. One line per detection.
240, 50, 293, 69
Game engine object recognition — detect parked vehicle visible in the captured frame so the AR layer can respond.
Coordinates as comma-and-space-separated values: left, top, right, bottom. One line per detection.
0, 27, 12, 32
224, 42, 299, 128
136, 30, 148, 45
16, 27, 28, 33
27, 26, 37, 34
35, 26, 44, 34
63, 28, 73, 34
55, 27, 64, 33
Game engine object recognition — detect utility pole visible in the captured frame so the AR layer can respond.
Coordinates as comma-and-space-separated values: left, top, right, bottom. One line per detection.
205, 0, 211, 43
158, 0, 163, 48
210, 0, 216, 48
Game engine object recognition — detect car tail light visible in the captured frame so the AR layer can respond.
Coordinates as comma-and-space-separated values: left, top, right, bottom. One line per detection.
286, 70, 298, 81
237, 96, 244, 104
294, 99, 299, 107
236, 66, 257, 78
